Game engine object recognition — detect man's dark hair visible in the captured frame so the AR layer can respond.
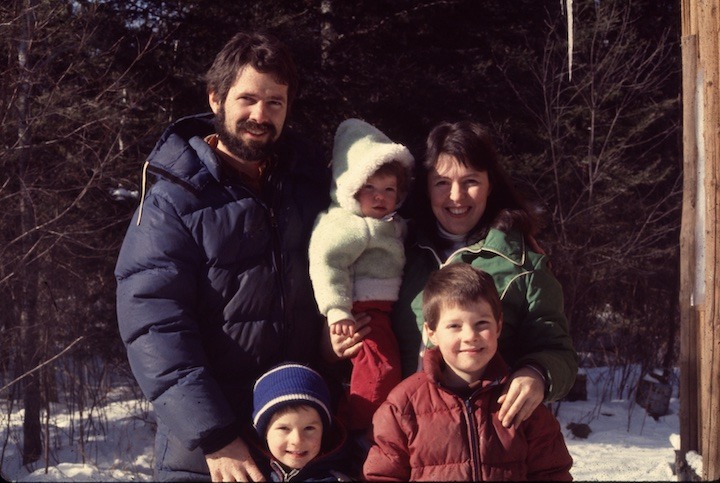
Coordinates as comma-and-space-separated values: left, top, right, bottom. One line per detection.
422, 263, 503, 331
205, 31, 298, 108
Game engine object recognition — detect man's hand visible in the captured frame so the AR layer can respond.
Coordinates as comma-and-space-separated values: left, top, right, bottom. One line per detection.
322, 313, 372, 362
205, 437, 265, 482
497, 366, 545, 428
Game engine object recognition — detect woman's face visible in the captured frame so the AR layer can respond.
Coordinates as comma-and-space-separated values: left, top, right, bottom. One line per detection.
428, 153, 491, 236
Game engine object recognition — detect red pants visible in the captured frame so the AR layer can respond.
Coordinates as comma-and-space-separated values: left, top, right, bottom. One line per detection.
339, 300, 402, 431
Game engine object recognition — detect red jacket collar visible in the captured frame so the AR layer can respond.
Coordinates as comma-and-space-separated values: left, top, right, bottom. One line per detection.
423, 347, 510, 392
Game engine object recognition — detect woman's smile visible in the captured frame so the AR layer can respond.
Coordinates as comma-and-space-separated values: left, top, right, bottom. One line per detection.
446, 206, 471, 216
428, 153, 492, 236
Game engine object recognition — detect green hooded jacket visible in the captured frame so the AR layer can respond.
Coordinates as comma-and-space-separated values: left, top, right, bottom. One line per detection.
391, 225, 578, 402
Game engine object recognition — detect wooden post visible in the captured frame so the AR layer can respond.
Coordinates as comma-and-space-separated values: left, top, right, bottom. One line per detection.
681, 0, 720, 480
699, 2, 720, 479
680, 21, 699, 458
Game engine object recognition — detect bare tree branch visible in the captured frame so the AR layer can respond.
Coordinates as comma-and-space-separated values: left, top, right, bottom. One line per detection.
0, 337, 85, 394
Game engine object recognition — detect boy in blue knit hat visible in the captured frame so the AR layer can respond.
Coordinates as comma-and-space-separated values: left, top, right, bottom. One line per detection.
252, 363, 351, 481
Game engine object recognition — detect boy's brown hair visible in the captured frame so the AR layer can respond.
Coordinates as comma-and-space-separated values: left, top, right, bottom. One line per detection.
422, 263, 503, 330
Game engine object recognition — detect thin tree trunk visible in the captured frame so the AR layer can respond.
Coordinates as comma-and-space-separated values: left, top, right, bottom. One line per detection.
320, 0, 337, 69
17, 0, 42, 465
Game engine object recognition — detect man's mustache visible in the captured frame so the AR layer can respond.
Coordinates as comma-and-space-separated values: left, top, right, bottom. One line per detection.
237, 120, 276, 137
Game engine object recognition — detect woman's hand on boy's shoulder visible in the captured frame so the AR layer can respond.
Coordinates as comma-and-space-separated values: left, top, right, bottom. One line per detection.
497, 366, 545, 428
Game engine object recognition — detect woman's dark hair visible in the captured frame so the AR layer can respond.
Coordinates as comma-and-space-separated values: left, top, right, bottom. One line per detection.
422, 120, 543, 242
205, 31, 298, 108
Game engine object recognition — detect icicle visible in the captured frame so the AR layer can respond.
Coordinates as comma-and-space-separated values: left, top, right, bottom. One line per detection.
566, 0, 574, 80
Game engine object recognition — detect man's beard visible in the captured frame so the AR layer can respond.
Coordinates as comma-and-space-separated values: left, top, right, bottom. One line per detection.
214, 108, 278, 162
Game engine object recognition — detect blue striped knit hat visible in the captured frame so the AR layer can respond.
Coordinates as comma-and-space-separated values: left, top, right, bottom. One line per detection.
252, 363, 332, 437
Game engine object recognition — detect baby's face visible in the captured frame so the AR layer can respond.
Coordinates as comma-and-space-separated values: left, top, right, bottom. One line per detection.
356, 172, 398, 219
266, 406, 323, 469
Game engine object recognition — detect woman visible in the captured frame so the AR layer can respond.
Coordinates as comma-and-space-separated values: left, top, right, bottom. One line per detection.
398, 120, 577, 427
327, 120, 577, 429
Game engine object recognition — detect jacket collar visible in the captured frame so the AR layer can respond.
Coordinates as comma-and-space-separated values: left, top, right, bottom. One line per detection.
423, 347, 509, 393
144, 113, 316, 194
243, 418, 348, 481
145, 113, 218, 194
467, 228, 526, 267
415, 224, 527, 267
269, 460, 300, 481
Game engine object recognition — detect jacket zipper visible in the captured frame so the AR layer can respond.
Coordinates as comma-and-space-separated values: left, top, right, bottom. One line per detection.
268, 206, 288, 356
270, 459, 299, 481
265, 162, 291, 357
463, 397, 483, 480
437, 378, 502, 481
224, 174, 289, 355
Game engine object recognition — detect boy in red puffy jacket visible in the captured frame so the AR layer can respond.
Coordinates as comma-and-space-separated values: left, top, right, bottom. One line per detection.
363, 263, 573, 481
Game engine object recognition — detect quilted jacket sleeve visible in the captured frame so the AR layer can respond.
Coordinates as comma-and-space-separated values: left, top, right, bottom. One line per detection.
363, 400, 412, 481
506, 260, 578, 402
523, 404, 573, 481
115, 192, 236, 453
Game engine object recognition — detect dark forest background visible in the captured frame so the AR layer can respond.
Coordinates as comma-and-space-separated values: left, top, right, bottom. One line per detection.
1, 0, 681, 465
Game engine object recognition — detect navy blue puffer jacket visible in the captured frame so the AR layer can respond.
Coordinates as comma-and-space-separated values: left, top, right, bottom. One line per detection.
115, 114, 330, 478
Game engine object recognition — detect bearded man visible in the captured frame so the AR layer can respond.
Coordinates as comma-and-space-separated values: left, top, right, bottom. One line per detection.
115, 32, 330, 482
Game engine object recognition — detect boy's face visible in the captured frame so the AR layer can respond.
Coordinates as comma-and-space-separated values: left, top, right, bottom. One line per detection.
425, 298, 502, 388
266, 406, 323, 469
357, 172, 399, 219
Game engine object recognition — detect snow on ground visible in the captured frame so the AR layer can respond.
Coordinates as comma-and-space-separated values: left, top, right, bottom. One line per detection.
1, 386, 156, 482
1, 365, 686, 481
560, 394, 679, 480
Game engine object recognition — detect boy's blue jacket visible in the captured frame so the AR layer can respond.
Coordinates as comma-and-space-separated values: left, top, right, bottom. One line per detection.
115, 113, 330, 478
